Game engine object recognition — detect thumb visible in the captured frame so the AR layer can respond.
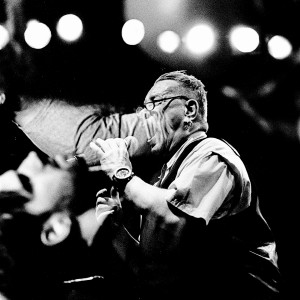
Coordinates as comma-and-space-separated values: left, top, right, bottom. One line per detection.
110, 186, 122, 208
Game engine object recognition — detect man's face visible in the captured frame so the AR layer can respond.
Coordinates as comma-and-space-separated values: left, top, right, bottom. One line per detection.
0, 151, 77, 215
18, 152, 78, 214
141, 80, 188, 155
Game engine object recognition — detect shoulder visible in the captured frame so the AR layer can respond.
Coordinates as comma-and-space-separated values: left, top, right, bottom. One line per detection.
187, 137, 241, 162
191, 137, 249, 178
198, 137, 240, 155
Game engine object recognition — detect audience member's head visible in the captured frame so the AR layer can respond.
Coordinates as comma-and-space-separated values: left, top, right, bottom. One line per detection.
0, 151, 102, 299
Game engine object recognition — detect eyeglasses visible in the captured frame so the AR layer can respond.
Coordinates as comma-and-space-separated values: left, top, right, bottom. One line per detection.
139, 95, 190, 111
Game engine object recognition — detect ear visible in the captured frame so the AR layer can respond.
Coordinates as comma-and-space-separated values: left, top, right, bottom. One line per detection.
41, 212, 72, 246
184, 99, 199, 120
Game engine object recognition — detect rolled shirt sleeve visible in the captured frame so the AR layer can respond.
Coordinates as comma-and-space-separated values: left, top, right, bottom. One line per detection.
163, 137, 252, 223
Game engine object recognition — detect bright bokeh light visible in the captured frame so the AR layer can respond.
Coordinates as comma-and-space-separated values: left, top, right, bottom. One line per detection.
24, 20, 51, 49
0, 25, 10, 50
122, 19, 145, 45
229, 26, 259, 53
267, 35, 292, 60
184, 24, 215, 55
56, 14, 83, 43
157, 30, 180, 53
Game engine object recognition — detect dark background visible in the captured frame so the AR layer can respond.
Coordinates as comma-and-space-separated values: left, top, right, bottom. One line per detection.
1, 0, 300, 298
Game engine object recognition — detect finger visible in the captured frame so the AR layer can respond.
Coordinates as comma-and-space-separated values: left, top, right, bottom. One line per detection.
104, 138, 129, 160
95, 198, 114, 213
114, 138, 127, 152
110, 187, 121, 207
114, 138, 127, 147
112, 139, 128, 159
106, 138, 127, 154
90, 138, 107, 153
110, 186, 119, 199
96, 197, 109, 207
90, 140, 106, 156
119, 138, 128, 153
96, 188, 108, 198
90, 141, 100, 153
94, 138, 113, 153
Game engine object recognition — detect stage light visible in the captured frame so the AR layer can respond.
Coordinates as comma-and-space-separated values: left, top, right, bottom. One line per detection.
183, 24, 216, 55
0, 25, 9, 49
122, 19, 145, 45
56, 14, 83, 43
229, 26, 259, 53
267, 35, 292, 60
24, 20, 51, 49
157, 30, 180, 53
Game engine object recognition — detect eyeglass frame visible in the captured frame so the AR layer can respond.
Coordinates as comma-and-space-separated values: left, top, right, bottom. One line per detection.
139, 95, 190, 111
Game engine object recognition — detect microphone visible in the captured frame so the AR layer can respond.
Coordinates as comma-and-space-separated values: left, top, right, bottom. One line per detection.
66, 154, 86, 163
124, 136, 139, 156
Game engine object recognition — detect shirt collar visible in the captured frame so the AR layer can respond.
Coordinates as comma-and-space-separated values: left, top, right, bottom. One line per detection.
166, 131, 207, 169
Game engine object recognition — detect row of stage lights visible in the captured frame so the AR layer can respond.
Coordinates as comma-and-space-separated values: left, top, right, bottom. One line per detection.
123, 19, 293, 60
0, 14, 83, 50
0, 13, 294, 61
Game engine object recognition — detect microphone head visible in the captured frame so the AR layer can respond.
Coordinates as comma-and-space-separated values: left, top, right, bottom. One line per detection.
124, 136, 139, 156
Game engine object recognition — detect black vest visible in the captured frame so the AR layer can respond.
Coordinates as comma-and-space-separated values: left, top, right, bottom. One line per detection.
150, 137, 281, 300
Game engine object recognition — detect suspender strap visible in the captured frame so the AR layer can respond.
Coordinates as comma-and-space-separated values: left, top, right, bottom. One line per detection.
159, 137, 207, 189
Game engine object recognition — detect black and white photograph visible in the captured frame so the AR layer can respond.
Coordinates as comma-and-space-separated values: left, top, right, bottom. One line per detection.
1, 1, 299, 299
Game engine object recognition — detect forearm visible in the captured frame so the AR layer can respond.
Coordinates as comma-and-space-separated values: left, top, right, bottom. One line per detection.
124, 176, 177, 219
89, 137, 191, 263
123, 176, 188, 255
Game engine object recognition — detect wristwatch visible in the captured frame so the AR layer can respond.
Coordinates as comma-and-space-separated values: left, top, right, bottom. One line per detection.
112, 166, 135, 191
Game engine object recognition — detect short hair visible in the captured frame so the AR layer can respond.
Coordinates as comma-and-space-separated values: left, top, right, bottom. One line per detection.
155, 70, 208, 128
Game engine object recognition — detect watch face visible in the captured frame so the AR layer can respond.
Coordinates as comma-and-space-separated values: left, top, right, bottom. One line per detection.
116, 167, 131, 179
113, 167, 134, 190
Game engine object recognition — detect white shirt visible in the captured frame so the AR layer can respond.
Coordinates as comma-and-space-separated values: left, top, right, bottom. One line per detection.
157, 132, 252, 223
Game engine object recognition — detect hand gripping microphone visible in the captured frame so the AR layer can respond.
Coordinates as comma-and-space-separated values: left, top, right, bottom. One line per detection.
67, 136, 139, 165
